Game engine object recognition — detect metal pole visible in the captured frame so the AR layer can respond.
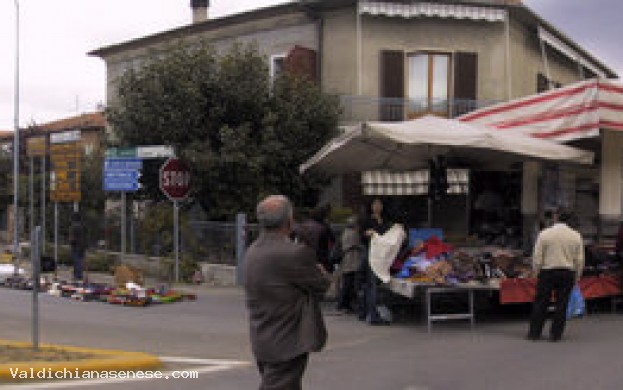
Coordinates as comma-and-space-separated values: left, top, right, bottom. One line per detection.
121, 192, 126, 261
235, 213, 247, 286
130, 200, 134, 254
54, 202, 58, 278
29, 157, 33, 240
41, 154, 46, 254
31, 226, 41, 351
174, 201, 179, 283
13, 0, 21, 276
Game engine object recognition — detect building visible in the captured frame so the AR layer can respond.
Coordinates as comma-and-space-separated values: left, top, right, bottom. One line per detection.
90, 0, 616, 118
0, 112, 105, 242
90, 1, 618, 241
0, 112, 105, 156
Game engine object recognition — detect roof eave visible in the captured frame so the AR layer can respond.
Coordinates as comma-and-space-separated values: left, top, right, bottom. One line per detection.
511, 5, 618, 79
89, 2, 314, 58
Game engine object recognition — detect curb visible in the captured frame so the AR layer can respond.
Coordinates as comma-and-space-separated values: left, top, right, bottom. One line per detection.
0, 340, 161, 382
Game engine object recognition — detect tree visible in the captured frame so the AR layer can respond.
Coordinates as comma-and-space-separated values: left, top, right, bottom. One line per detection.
106, 42, 340, 218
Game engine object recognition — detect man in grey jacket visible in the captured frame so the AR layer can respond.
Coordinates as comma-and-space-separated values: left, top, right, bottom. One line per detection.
528, 209, 584, 342
244, 195, 330, 389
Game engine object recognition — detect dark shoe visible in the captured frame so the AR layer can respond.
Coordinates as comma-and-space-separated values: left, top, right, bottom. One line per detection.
549, 336, 562, 342
525, 335, 540, 341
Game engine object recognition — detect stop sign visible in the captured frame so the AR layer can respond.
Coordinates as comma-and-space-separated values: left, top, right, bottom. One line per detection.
159, 158, 191, 201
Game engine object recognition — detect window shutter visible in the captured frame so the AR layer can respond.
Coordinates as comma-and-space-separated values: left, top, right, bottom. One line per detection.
453, 52, 478, 116
380, 50, 405, 121
285, 46, 318, 82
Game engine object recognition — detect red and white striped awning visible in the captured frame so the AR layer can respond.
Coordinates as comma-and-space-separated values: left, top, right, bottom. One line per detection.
459, 79, 623, 142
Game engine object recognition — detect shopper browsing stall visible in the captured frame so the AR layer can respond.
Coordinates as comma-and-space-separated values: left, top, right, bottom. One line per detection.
527, 209, 584, 342
358, 198, 392, 324
336, 216, 363, 313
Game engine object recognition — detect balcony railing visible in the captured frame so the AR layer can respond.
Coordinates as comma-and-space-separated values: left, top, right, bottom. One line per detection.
338, 96, 498, 124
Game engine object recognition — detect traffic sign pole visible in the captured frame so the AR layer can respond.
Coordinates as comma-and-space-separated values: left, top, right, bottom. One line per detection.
121, 192, 126, 261
54, 202, 58, 278
174, 200, 179, 283
41, 154, 46, 253
29, 157, 34, 242
158, 157, 191, 284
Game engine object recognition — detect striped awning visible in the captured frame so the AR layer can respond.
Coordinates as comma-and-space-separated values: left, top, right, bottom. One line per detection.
460, 79, 623, 142
359, 1, 507, 22
362, 169, 469, 196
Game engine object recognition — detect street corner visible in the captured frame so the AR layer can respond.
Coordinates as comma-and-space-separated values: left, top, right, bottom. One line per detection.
0, 339, 161, 383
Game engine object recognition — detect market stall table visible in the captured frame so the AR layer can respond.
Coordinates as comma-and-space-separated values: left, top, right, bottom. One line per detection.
499, 275, 622, 306
388, 278, 500, 332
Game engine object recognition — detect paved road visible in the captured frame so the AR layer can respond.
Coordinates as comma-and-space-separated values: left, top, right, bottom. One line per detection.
2, 286, 623, 389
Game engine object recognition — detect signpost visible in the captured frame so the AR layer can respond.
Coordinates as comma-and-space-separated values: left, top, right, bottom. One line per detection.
27, 137, 47, 254
104, 146, 175, 260
49, 131, 82, 272
159, 158, 191, 283
50, 142, 81, 203
103, 156, 142, 259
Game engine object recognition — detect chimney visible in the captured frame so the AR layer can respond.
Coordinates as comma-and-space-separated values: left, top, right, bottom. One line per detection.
191, 0, 209, 23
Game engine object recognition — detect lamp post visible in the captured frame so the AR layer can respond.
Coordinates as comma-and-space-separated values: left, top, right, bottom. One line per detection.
13, 0, 20, 275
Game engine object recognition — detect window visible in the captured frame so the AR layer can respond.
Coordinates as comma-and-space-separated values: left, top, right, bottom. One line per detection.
380, 50, 477, 120
270, 54, 287, 82
407, 53, 450, 117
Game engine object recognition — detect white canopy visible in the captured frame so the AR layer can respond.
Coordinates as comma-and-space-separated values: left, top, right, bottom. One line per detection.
300, 115, 594, 175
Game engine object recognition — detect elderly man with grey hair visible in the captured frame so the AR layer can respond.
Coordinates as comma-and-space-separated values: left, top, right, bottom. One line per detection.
244, 195, 330, 390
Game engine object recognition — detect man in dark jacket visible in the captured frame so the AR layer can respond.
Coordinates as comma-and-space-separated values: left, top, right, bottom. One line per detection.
244, 195, 330, 390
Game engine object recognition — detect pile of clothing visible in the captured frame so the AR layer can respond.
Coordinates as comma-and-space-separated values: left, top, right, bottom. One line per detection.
393, 237, 533, 285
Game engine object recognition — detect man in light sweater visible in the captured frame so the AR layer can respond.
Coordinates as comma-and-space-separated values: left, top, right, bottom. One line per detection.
527, 209, 584, 342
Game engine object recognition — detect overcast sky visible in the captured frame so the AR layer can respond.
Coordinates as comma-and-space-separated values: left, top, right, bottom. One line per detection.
0, 0, 620, 130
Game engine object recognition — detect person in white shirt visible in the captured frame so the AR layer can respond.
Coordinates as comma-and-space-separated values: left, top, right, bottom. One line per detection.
527, 209, 584, 342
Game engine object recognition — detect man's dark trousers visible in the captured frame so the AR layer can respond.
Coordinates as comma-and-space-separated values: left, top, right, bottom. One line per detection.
528, 268, 575, 340
257, 353, 308, 390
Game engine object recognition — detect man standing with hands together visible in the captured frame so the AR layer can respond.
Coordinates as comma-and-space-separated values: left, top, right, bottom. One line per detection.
244, 195, 330, 389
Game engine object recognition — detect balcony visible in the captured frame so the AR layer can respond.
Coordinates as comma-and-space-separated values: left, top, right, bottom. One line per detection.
338, 96, 498, 124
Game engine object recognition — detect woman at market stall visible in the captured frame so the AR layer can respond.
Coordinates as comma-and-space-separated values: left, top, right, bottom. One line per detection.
336, 215, 364, 314
357, 197, 392, 324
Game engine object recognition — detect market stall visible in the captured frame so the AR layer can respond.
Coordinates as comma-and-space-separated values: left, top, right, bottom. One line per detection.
301, 115, 598, 327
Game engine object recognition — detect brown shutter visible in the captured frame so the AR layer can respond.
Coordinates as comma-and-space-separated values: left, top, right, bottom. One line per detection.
380, 50, 405, 121
284, 46, 317, 82
453, 52, 478, 116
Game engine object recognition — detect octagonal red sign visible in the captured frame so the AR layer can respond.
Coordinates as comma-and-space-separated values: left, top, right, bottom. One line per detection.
159, 158, 191, 201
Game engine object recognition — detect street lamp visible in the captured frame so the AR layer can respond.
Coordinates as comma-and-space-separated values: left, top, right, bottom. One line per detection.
13, 0, 20, 275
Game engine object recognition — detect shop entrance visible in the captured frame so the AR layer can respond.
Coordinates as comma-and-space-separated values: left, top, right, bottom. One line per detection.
470, 170, 522, 247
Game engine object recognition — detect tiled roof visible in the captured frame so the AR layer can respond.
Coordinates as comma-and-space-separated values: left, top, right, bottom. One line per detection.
0, 112, 105, 141
37, 112, 105, 132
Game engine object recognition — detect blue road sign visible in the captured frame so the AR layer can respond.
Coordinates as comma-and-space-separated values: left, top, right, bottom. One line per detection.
103, 159, 142, 192
104, 158, 143, 171
104, 180, 140, 192
104, 171, 140, 181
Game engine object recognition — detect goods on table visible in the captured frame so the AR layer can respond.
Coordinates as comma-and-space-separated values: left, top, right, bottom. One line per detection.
394, 236, 536, 286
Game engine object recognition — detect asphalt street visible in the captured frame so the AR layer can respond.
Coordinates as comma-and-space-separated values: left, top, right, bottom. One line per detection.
2, 286, 623, 389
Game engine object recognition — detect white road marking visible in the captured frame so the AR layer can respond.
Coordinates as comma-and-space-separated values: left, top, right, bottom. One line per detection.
1, 356, 250, 388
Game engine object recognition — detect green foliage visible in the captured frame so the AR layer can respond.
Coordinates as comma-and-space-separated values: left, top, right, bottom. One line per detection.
137, 202, 199, 257
85, 251, 119, 273
106, 41, 339, 219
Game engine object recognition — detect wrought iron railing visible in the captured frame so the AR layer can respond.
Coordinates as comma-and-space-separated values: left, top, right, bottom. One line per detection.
338, 96, 498, 124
